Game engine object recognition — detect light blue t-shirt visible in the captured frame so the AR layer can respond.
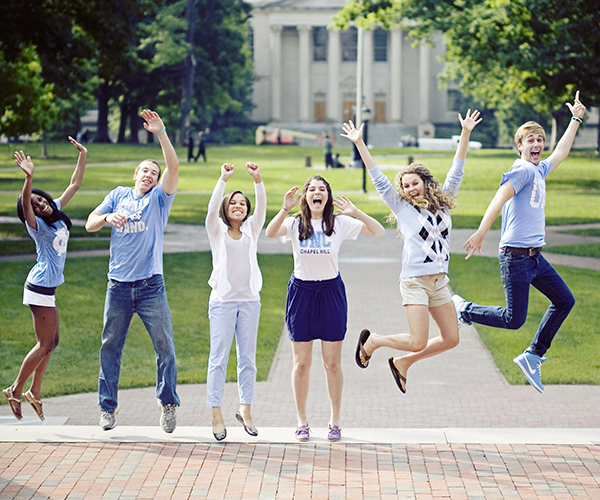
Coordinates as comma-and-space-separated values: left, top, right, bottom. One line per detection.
96, 185, 175, 281
26, 200, 69, 288
499, 158, 551, 248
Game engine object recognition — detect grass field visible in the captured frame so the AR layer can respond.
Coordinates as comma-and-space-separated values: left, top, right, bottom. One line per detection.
545, 243, 600, 259
448, 256, 600, 385
0, 252, 292, 398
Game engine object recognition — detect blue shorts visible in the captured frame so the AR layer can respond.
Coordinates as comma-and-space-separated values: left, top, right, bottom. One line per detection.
285, 273, 347, 342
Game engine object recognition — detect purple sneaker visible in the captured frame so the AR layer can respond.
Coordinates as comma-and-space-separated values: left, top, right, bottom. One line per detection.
327, 424, 341, 442
295, 423, 310, 442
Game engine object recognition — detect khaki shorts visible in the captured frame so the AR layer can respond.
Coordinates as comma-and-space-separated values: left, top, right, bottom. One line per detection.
399, 272, 452, 307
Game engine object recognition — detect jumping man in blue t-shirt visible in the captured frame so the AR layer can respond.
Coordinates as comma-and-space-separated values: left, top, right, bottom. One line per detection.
86, 109, 180, 432
453, 91, 586, 393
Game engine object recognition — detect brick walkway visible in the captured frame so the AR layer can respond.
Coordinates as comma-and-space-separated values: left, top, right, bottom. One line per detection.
2, 224, 600, 498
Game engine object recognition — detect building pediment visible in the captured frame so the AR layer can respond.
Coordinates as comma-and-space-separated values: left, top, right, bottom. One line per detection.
252, 0, 346, 11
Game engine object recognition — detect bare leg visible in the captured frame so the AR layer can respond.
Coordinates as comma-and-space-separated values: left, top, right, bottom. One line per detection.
359, 305, 430, 366
321, 341, 343, 427
395, 302, 460, 378
10, 305, 59, 398
291, 341, 313, 427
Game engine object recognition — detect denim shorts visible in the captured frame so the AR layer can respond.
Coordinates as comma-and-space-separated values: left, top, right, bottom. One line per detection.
399, 272, 452, 307
285, 273, 347, 342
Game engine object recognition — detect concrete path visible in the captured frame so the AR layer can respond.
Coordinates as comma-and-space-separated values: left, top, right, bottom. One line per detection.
2, 220, 600, 498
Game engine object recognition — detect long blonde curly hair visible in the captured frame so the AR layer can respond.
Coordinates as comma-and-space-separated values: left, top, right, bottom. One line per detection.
386, 163, 457, 227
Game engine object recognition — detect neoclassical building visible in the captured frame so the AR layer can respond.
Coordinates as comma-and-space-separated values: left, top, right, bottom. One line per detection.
248, 0, 461, 147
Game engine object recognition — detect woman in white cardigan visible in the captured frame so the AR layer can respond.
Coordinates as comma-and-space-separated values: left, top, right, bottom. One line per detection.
205, 161, 266, 441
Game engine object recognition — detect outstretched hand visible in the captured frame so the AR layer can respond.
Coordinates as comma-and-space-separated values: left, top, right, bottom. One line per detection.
333, 195, 358, 216
463, 230, 485, 260
340, 120, 364, 144
566, 90, 586, 119
283, 186, 301, 211
221, 163, 234, 181
141, 109, 165, 135
68, 136, 87, 154
458, 109, 482, 132
246, 161, 262, 183
14, 151, 34, 177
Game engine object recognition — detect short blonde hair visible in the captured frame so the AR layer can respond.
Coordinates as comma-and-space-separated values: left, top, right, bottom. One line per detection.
514, 121, 546, 149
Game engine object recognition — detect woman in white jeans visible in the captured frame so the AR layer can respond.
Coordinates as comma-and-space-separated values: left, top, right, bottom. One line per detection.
205, 161, 266, 441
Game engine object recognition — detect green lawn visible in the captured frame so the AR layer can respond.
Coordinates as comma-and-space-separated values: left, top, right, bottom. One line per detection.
448, 255, 600, 385
559, 227, 600, 237
2, 143, 599, 228
545, 243, 600, 259
0, 252, 292, 399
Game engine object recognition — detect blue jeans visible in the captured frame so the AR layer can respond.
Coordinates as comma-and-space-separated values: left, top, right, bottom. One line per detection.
206, 301, 260, 407
462, 251, 575, 357
98, 274, 179, 411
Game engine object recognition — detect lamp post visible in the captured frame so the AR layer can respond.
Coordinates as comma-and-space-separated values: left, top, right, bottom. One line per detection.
361, 106, 372, 193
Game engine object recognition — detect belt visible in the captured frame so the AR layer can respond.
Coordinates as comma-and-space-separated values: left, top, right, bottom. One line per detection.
500, 246, 541, 256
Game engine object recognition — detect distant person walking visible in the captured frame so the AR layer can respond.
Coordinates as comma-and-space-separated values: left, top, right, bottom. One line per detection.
205, 161, 266, 441
85, 109, 180, 433
195, 129, 209, 162
322, 133, 334, 169
3, 137, 87, 421
453, 92, 586, 393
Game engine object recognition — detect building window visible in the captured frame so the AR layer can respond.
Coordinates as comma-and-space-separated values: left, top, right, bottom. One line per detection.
247, 26, 254, 61
341, 28, 357, 61
374, 28, 387, 62
447, 89, 460, 112
313, 27, 327, 61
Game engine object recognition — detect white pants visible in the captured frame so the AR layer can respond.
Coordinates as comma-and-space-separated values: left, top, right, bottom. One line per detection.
206, 300, 260, 407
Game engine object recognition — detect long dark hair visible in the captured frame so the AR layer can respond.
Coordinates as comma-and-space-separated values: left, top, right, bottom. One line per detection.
219, 190, 251, 228
295, 175, 335, 240
17, 188, 72, 230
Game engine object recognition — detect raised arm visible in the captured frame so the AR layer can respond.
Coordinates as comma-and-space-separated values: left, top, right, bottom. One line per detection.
56, 136, 87, 208
340, 120, 376, 171
265, 186, 300, 238
455, 109, 482, 160
206, 163, 234, 234
15, 151, 37, 230
333, 195, 385, 237
141, 109, 179, 195
246, 162, 266, 232
463, 181, 515, 259
547, 91, 586, 172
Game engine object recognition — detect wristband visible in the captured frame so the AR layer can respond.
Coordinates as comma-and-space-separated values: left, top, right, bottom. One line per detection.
157, 126, 166, 135
282, 204, 290, 212
572, 116, 583, 123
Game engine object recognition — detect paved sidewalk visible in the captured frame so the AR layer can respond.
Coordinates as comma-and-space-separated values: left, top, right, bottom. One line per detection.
2, 222, 600, 498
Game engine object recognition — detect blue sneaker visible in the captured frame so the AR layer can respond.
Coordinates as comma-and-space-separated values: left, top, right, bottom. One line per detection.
513, 351, 547, 393
451, 294, 471, 325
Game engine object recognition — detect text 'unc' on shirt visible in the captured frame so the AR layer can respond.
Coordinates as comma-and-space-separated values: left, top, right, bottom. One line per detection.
299, 231, 331, 254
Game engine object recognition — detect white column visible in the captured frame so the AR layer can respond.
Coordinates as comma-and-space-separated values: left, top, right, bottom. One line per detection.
270, 25, 283, 122
419, 43, 430, 122
390, 28, 402, 122
327, 28, 341, 122
363, 29, 374, 111
298, 25, 311, 122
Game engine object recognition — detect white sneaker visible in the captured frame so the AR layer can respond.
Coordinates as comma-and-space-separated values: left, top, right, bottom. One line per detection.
99, 405, 119, 431
158, 400, 177, 433
452, 294, 472, 325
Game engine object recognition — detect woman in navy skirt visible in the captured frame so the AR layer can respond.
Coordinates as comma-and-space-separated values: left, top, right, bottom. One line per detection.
266, 175, 384, 441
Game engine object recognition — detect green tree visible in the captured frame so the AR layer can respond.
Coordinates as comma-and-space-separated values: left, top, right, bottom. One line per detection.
335, 0, 600, 146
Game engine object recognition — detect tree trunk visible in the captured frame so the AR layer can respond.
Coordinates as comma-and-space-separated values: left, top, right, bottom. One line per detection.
41, 131, 48, 159
95, 81, 112, 143
118, 97, 129, 143
179, 0, 196, 147
129, 104, 140, 143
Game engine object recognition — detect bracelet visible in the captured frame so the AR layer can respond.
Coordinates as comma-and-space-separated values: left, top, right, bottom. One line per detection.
572, 116, 583, 123
157, 126, 166, 135
281, 204, 290, 212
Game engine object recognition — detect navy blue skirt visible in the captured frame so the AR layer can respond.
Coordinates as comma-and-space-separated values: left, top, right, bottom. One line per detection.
285, 273, 347, 342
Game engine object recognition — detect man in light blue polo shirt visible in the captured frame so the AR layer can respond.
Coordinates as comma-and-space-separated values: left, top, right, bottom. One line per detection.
86, 109, 180, 432
453, 92, 586, 393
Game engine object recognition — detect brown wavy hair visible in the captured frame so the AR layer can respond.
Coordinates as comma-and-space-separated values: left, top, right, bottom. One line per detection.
295, 175, 335, 240
219, 190, 251, 228
387, 163, 456, 226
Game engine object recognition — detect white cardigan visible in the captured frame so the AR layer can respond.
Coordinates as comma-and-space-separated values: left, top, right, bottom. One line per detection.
206, 178, 266, 302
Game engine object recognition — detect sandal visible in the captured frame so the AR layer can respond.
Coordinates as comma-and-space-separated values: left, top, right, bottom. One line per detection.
3, 387, 23, 420
24, 390, 45, 421
355, 329, 372, 369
